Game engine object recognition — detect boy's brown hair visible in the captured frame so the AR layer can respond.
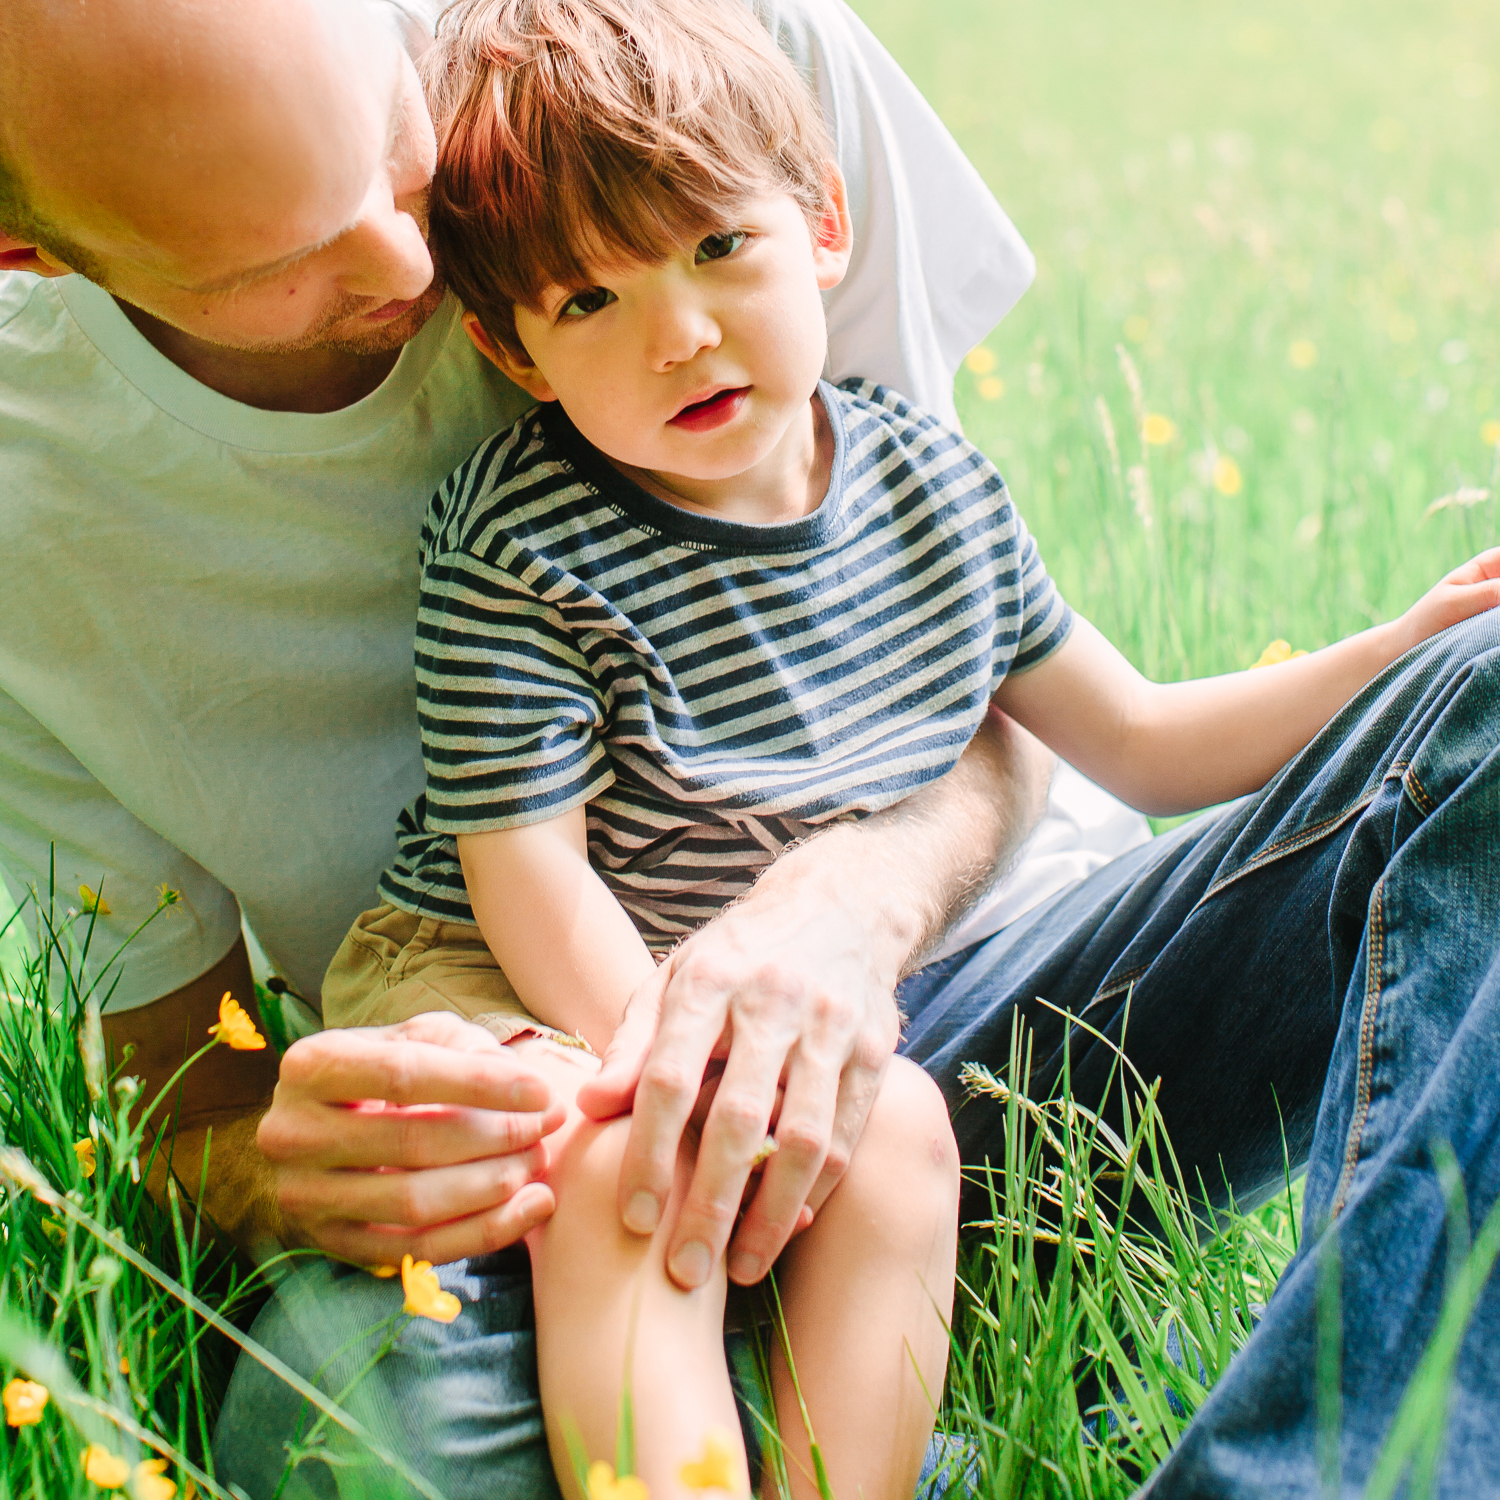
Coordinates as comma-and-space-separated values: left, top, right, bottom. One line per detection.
423, 0, 836, 358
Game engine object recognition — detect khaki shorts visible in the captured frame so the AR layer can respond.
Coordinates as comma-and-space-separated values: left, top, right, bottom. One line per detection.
322, 902, 589, 1049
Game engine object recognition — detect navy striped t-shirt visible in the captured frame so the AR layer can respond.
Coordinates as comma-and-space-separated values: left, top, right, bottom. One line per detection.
378, 379, 1073, 950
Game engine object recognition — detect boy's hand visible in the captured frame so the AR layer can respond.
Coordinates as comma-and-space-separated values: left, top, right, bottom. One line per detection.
258, 1011, 567, 1265
1391, 546, 1500, 655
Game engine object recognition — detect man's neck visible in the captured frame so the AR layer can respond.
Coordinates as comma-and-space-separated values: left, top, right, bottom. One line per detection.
114, 299, 403, 414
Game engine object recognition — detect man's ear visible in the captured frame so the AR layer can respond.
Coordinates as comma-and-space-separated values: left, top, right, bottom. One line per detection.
461, 310, 557, 402
0, 233, 73, 278
811, 165, 853, 292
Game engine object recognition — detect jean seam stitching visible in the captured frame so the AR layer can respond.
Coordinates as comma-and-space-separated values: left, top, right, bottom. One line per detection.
1195, 791, 1379, 912
1333, 881, 1384, 1217
1083, 964, 1151, 1011
1403, 764, 1436, 815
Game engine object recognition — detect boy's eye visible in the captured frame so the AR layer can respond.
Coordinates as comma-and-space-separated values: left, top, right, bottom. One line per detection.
695, 231, 747, 264
559, 286, 617, 319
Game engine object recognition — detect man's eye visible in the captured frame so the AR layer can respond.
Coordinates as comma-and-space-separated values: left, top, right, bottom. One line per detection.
695, 231, 747, 264
560, 287, 617, 318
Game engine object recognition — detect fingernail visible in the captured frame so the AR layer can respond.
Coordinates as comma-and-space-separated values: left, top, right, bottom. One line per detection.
623, 1190, 660, 1235
728, 1250, 760, 1284
670, 1239, 711, 1288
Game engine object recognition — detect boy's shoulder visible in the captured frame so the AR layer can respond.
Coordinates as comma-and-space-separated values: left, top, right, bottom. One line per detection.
829, 376, 1005, 496
419, 402, 608, 566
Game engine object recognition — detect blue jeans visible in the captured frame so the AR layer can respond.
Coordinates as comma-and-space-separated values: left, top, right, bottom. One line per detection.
216, 613, 1500, 1498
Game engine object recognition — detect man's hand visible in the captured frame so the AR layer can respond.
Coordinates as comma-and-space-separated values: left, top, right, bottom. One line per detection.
106, 938, 566, 1263
258, 1011, 566, 1264
578, 708, 1054, 1288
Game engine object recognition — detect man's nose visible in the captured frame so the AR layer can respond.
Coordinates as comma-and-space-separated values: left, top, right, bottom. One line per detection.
642, 292, 721, 371
337, 192, 434, 305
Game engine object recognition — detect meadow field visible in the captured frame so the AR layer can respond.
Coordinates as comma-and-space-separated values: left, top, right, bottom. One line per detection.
3, 0, 1498, 1495
854, 0, 1500, 680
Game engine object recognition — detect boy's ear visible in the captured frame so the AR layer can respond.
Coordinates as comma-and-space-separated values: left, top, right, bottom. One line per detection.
810, 165, 853, 292
461, 310, 557, 402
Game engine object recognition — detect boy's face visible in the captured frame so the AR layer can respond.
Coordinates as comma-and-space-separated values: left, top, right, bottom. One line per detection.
472, 183, 852, 489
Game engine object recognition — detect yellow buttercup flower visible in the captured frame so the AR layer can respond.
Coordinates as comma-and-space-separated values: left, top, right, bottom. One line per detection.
78, 884, 111, 916
679, 1427, 742, 1491
1212, 456, 1243, 496
963, 346, 997, 375
977, 376, 1005, 401
1481, 419, 1500, 447
82, 1444, 131, 1488
1250, 640, 1309, 670
1141, 413, 1177, 446
1288, 338, 1318, 369
119, 1355, 130, 1375
401, 1255, 462, 1323
75, 1138, 97, 1178
133, 1458, 177, 1500
207, 993, 266, 1052
3, 1378, 48, 1426
586, 1460, 649, 1500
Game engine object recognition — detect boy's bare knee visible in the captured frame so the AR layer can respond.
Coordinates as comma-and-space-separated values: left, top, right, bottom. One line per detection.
551, 1114, 633, 1209
855, 1056, 959, 1198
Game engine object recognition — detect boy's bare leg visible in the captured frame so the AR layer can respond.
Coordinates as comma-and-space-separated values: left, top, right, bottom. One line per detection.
516, 1038, 748, 1500
763, 1056, 960, 1500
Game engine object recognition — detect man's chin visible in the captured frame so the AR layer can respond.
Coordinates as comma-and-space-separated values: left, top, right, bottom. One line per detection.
313, 283, 448, 355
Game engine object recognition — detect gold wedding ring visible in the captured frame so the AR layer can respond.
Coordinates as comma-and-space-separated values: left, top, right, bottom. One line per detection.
751, 1135, 779, 1167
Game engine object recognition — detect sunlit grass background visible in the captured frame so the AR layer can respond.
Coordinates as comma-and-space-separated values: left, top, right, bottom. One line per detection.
854, 0, 1500, 682
4, 0, 1498, 1494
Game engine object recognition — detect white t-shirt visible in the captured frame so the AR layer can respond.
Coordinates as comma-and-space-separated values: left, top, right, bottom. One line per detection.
0, 0, 1144, 1011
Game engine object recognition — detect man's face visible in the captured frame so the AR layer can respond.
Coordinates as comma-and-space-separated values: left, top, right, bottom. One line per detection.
0, 0, 444, 354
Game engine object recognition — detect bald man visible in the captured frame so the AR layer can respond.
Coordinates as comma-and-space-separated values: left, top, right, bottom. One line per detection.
0, 0, 1158, 1489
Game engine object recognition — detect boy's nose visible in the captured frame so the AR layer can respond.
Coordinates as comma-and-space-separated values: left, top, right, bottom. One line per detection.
642, 296, 721, 371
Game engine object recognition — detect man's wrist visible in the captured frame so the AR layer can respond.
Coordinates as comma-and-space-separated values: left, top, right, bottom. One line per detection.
146, 1103, 288, 1257
753, 711, 1054, 980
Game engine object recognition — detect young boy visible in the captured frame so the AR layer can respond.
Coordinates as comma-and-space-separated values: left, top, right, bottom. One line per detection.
322, 0, 1500, 1494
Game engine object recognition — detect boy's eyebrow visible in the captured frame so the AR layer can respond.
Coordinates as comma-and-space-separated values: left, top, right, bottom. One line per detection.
179, 67, 409, 297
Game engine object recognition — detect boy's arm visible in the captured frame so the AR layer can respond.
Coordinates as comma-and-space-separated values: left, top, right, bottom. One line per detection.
995, 549, 1500, 816
457, 808, 657, 1055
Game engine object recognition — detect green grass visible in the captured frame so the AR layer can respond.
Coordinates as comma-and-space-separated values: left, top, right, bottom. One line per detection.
853, 0, 1500, 681
6, 0, 1498, 1492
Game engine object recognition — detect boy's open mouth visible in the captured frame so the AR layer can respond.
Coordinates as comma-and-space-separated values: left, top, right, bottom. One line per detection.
669, 386, 749, 432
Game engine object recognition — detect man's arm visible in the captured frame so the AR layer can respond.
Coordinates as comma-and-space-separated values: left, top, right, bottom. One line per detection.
577, 707, 1054, 1289
108, 936, 566, 1263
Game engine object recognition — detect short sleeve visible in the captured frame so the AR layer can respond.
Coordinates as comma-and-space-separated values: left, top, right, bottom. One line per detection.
749, 0, 1035, 423
415, 551, 615, 832
1008, 511, 1075, 676
0, 689, 243, 1013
